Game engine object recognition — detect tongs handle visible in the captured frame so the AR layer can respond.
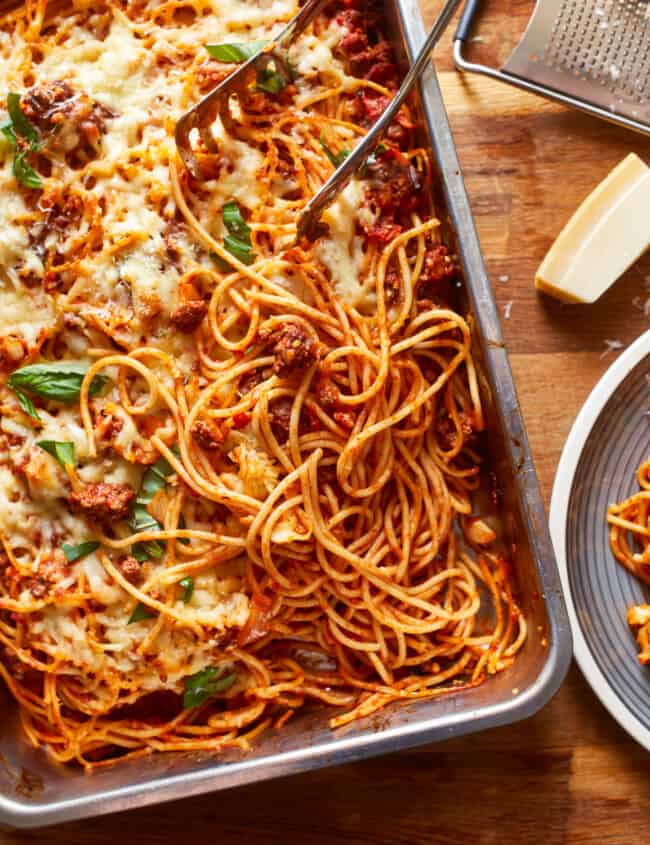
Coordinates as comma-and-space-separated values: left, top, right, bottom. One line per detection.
296, 0, 463, 240
454, 0, 482, 42
175, 0, 329, 173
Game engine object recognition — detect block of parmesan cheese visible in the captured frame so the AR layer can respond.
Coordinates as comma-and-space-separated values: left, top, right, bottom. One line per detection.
535, 154, 650, 303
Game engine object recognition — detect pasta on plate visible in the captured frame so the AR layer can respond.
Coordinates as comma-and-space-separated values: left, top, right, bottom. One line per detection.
607, 457, 650, 664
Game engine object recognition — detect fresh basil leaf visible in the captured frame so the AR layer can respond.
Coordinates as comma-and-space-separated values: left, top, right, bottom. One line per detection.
128, 602, 156, 624
129, 504, 164, 561
221, 201, 254, 265
13, 149, 42, 189
224, 235, 255, 265
4, 94, 42, 188
62, 541, 100, 563
205, 40, 267, 63
7, 361, 108, 403
128, 503, 160, 534
7, 92, 39, 145
137, 472, 166, 506
0, 119, 16, 147
131, 544, 148, 563
256, 66, 287, 95
320, 133, 350, 168
222, 201, 251, 241
37, 440, 75, 468
137, 455, 175, 505
179, 577, 194, 603
183, 666, 236, 709
129, 455, 175, 561
132, 540, 165, 562
13, 388, 41, 421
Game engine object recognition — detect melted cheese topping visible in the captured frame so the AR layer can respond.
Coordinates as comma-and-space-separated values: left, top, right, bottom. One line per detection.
0, 165, 55, 344
0, 2, 322, 694
292, 20, 344, 82
0, 285, 56, 346
0, 178, 32, 281
0, 8, 309, 347
208, 121, 267, 218
0, 0, 367, 710
316, 180, 372, 307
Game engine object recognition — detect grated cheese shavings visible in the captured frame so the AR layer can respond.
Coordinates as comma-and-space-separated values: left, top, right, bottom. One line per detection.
600, 338, 625, 358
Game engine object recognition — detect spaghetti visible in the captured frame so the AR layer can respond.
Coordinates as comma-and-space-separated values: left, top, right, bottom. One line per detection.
0, 0, 525, 767
607, 457, 650, 664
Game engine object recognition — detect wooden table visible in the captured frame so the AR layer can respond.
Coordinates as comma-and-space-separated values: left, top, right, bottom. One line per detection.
6, 2, 650, 842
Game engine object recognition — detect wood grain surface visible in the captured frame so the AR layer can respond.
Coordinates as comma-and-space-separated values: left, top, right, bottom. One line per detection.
5, 1, 650, 842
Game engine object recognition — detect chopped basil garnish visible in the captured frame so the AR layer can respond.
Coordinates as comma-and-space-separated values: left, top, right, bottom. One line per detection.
256, 66, 287, 95
7, 361, 108, 404
183, 666, 236, 709
14, 388, 41, 421
320, 133, 350, 168
179, 577, 194, 603
13, 151, 43, 189
7, 92, 39, 144
224, 235, 255, 265
222, 201, 251, 241
220, 201, 255, 265
128, 504, 160, 534
205, 40, 267, 63
62, 541, 100, 563
128, 602, 156, 624
0, 119, 15, 145
128, 504, 165, 561
132, 540, 165, 562
137, 455, 175, 506
3, 93, 42, 189
37, 440, 75, 468
128, 453, 177, 562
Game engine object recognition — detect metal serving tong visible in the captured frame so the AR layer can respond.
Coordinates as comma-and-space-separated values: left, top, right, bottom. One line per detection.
175, 0, 462, 241
175, 0, 330, 176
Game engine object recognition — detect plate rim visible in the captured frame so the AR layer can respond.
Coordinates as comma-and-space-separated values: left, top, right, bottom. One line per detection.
550, 329, 650, 751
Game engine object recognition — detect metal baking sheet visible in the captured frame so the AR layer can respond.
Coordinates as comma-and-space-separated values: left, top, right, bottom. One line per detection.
0, 0, 572, 826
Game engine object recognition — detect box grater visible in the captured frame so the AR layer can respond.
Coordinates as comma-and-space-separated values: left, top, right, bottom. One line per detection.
454, 0, 650, 136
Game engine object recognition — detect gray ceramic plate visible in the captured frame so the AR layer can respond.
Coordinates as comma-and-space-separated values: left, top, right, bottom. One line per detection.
551, 329, 650, 749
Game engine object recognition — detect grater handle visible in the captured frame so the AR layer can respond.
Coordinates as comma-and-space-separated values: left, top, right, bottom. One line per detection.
455, 0, 482, 42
